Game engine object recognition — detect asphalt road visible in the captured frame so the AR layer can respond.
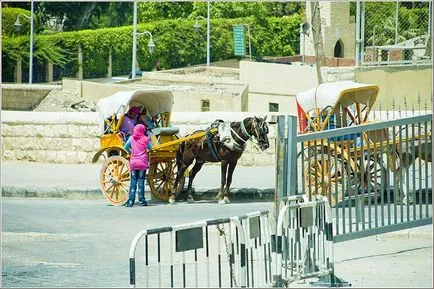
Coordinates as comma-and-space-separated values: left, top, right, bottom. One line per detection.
2, 198, 432, 288
2, 198, 274, 287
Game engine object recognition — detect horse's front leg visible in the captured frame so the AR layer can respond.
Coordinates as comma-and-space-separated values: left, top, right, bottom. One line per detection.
221, 160, 237, 204
218, 161, 229, 204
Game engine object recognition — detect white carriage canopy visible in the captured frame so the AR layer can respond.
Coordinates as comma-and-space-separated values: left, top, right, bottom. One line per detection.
296, 81, 379, 114
97, 90, 174, 121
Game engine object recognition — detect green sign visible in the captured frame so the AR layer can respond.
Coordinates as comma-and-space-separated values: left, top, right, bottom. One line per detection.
233, 25, 245, 56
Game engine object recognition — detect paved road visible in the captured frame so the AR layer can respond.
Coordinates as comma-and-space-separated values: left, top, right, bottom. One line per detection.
1, 161, 276, 200
2, 199, 432, 288
2, 199, 274, 287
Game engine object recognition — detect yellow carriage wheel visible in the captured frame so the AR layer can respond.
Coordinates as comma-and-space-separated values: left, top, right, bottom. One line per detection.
148, 159, 185, 201
305, 154, 347, 207
100, 156, 130, 206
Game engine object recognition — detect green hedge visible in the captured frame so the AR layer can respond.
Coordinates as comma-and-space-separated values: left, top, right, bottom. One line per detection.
1, 7, 41, 36
2, 15, 302, 81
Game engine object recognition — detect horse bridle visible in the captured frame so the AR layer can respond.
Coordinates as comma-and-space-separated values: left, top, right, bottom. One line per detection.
251, 117, 268, 145
235, 117, 268, 145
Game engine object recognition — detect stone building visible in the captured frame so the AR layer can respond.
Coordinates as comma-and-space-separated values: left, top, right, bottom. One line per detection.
302, 1, 356, 65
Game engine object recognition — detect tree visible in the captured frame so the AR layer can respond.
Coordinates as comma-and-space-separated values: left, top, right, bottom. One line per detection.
90, 3, 133, 28
138, 2, 193, 22
310, 2, 325, 84
38, 2, 135, 30
137, 2, 302, 22
364, 2, 430, 46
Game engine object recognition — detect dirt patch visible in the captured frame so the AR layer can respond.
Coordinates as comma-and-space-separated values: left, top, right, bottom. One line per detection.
33, 89, 96, 112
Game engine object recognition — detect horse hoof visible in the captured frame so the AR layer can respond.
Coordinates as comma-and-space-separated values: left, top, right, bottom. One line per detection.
169, 196, 176, 204
403, 197, 413, 206
218, 199, 226, 205
223, 196, 230, 204
187, 195, 195, 203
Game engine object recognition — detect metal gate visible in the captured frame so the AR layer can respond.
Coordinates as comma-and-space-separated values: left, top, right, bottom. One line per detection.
276, 114, 432, 243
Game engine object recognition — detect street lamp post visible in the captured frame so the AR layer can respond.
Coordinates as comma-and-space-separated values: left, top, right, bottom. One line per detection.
131, 0, 155, 79
300, 22, 310, 63
137, 31, 155, 54
246, 24, 252, 61
193, 0, 210, 67
14, 0, 34, 84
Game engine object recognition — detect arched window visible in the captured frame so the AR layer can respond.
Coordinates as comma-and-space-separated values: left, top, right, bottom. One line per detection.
334, 39, 344, 58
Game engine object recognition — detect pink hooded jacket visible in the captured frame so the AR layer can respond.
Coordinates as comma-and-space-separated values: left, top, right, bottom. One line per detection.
129, 124, 151, 171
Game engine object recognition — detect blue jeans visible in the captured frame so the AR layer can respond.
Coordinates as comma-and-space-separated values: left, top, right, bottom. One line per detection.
127, 170, 147, 205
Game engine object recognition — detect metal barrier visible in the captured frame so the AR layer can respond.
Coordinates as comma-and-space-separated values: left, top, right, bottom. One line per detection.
129, 210, 272, 288
273, 194, 338, 287
239, 211, 274, 288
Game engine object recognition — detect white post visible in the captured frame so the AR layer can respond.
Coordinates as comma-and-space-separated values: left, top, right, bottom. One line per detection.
300, 23, 303, 62
206, 0, 210, 67
428, 0, 432, 36
373, 26, 376, 47
355, 0, 361, 66
131, 0, 138, 78
29, 0, 34, 84
361, 1, 365, 63
247, 24, 252, 60
394, 0, 399, 45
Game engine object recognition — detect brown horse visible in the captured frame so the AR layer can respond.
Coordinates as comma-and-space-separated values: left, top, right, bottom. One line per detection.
171, 116, 270, 204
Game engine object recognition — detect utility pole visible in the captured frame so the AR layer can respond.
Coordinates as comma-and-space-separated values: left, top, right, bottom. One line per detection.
310, 1, 326, 84
206, 0, 210, 67
131, 0, 138, 79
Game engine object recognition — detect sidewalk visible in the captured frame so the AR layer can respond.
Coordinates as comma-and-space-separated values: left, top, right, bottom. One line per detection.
1, 161, 275, 200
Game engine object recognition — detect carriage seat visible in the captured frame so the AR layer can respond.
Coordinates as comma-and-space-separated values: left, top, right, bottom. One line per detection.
151, 127, 180, 136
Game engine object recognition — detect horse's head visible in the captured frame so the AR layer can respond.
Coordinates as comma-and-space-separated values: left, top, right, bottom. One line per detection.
251, 116, 270, 151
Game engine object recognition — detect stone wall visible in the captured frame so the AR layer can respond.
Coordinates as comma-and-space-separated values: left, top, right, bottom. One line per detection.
1, 112, 100, 163
321, 66, 356, 82
2, 84, 61, 111
1, 111, 277, 166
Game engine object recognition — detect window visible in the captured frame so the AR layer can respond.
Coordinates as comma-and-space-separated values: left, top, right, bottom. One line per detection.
334, 40, 344, 58
269, 102, 279, 112
201, 99, 210, 112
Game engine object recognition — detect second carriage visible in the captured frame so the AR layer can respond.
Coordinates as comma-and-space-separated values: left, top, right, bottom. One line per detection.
296, 81, 387, 207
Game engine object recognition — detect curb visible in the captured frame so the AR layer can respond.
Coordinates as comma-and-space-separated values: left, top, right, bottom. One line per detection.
1, 186, 103, 200
377, 225, 432, 239
1, 186, 275, 202
183, 187, 275, 201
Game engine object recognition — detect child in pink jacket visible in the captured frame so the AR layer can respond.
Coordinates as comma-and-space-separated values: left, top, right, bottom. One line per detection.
124, 124, 152, 207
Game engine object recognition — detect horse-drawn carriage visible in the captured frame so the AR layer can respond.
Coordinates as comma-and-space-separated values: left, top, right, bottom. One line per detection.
296, 81, 385, 207
92, 90, 190, 205
92, 89, 270, 206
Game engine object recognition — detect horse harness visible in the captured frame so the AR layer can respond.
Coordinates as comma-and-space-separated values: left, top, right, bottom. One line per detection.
205, 123, 223, 161
204, 119, 257, 162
